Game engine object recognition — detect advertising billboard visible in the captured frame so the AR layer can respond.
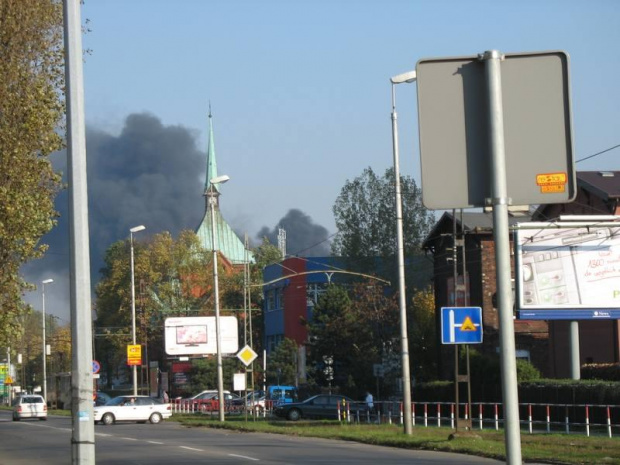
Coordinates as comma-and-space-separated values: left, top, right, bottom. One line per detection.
164, 316, 239, 356
515, 223, 620, 319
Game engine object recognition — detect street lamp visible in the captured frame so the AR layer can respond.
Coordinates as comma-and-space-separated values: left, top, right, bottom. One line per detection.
209, 174, 229, 422
390, 69, 416, 435
130, 224, 146, 396
41, 278, 54, 402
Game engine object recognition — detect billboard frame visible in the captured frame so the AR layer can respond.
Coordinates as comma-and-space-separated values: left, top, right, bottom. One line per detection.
514, 219, 620, 320
164, 316, 239, 356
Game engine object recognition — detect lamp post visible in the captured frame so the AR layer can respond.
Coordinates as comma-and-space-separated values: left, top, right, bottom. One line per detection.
41, 278, 54, 402
209, 174, 230, 422
130, 224, 146, 396
390, 69, 417, 435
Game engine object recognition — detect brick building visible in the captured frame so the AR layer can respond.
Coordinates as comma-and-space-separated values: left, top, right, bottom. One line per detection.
423, 171, 620, 379
532, 171, 620, 377
422, 211, 550, 378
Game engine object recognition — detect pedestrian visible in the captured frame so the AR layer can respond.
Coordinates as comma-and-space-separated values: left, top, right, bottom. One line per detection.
162, 390, 170, 403
365, 391, 374, 411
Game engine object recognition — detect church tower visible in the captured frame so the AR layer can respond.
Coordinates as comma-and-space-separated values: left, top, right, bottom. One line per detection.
195, 108, 252, 265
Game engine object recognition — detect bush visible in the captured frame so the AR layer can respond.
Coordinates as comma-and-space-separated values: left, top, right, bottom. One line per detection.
581, 362, 620, 381
516, 359, 541, 381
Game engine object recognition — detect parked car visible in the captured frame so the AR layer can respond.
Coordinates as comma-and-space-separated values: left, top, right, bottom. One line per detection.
186, 389, 230, 402
94, 395, 171, 425
94, 391, 112, 406
12, 394, 47, 421
246, 394, 266, 411
273, 394, 357, 421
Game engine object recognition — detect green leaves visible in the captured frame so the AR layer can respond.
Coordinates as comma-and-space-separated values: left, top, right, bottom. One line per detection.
0, 0, 64, 347
331, 166, 434, 260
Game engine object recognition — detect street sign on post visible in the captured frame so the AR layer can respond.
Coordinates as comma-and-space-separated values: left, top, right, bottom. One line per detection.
441, 307, 483, 344
236, 345, 258, 367
127, 344, 141, 366
416, 50, 575, 210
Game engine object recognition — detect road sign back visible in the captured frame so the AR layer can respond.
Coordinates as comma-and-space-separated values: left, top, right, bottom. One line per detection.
416, 50, 575, 209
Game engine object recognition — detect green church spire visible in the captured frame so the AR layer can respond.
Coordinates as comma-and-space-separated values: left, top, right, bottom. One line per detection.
204, 103, 219, 196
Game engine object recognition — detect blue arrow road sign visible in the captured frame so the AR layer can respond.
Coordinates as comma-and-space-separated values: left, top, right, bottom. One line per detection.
441, 307, 483, 344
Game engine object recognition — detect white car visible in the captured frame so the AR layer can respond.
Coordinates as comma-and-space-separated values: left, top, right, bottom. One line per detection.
94, 395, 171, 425
12, 395, 47, 421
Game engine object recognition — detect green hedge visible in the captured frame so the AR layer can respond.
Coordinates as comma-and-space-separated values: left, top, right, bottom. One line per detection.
414, 378, 620, 406
581, 362, 620, 381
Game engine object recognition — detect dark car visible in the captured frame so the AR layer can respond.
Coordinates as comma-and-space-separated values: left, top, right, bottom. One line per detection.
95, 391, 112, 406
273, 394, 357, 421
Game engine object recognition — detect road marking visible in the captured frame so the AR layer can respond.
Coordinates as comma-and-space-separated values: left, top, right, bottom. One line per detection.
120, 437, 138, 441
180, 446, 204, 452
229, 454, 260, 461
147, 440, 164, 444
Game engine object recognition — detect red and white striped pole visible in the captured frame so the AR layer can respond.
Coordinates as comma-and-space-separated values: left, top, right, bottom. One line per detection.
585, 405, 590, 437
494, 403, 499, 431
479, 403, 483, 430
546, 404, 551, 433
451, 403, 455, 429
607, 406, 612, 438
528, 404, 533, 434
437, 403, 441, 427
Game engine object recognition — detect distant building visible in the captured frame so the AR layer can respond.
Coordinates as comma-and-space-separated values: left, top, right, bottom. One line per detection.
422, 210, 550, 378
263, 257, 347, 353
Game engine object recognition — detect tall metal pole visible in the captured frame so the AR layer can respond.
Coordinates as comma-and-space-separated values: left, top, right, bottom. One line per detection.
63, 1, 95, 462
482, 50, 522, 464
41, 279, 53, 402
390, 73, 416, 434
209, 176, 229, 422
129, 224, 145, 397
130, 232, 137, 395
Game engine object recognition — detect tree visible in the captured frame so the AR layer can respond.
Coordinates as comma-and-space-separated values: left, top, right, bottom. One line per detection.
266, 338, 298, 386
408, 286, 437, 383
307, 283, 399, 398
331, 167, 434, 261
186, 357, 239, 395
0, 0, 65, 346
94, 230, 244, 389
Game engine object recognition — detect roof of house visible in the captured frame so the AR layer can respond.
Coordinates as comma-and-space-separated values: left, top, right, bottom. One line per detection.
576, 171, 620, 201
422, 210, 531, 249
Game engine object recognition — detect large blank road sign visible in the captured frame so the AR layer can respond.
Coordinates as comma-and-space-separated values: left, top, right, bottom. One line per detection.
416, 50, 576, 210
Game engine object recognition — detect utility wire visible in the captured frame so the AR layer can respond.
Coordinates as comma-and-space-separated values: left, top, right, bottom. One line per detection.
576, 143, 620, 163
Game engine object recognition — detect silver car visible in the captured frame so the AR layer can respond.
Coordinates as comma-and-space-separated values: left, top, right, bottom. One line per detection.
94, 395, 172, 425
12, 395, 48, 421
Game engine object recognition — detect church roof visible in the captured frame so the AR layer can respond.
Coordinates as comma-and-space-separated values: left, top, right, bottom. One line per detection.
196, 208, 250, 265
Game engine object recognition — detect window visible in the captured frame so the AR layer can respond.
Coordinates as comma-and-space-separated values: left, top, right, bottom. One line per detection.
306, 283, 328, 307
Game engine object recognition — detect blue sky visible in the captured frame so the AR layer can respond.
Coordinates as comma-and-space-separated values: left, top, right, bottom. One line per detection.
81, 0, 619, 234
27, 0, 620, 320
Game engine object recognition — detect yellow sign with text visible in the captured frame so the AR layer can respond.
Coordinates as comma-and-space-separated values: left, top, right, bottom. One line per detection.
127, 344, 142, 366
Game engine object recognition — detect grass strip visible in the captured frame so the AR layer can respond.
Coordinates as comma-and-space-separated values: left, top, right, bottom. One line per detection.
174, 414, 620, 464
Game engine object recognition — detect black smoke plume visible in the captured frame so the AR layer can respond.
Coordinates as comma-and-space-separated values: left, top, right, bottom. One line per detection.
256, 208, 331, 257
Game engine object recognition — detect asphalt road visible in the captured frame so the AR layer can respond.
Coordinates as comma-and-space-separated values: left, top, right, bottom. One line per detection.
0, 411, 504, 464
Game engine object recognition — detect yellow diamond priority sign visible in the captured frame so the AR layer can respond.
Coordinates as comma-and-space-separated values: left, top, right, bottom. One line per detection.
237, 345, 258, 366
